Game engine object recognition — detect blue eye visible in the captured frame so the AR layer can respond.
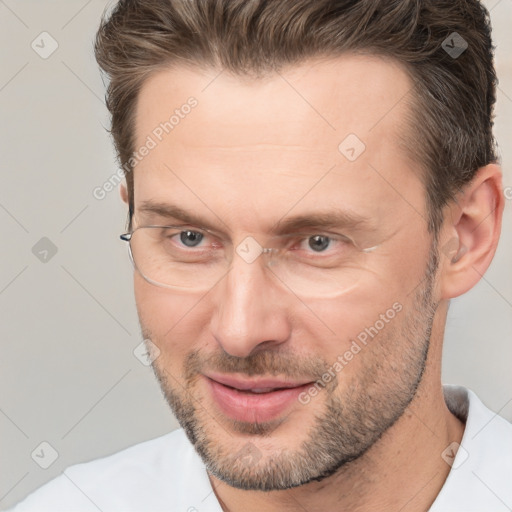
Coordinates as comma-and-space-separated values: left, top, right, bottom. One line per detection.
308, 235, 331, 252
290, 233, 353, 262
179, 230, 204, 247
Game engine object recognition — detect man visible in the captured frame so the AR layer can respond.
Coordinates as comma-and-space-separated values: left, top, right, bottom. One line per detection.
9, 0, 511, 511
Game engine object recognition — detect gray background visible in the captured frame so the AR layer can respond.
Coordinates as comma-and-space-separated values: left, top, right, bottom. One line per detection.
0, 0, 511, 509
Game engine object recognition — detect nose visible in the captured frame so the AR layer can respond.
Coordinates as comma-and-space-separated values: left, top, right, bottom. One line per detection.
209, 252, 292, 358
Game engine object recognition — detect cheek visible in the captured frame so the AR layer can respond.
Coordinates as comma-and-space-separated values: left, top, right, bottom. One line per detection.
301, 249, 423, 362
308, 285, 403, 344
134, 275, 208, 360
302, 296, 409, 387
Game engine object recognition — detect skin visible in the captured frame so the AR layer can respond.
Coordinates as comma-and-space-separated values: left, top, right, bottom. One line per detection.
121, 54, 504, 511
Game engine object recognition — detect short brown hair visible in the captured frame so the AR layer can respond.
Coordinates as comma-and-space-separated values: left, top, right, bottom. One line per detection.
94, 0, 498, 235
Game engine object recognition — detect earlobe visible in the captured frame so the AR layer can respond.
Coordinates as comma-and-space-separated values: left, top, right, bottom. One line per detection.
439, 164, 504, 300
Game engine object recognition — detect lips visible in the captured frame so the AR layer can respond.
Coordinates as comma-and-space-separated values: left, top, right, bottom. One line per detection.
204, 372, 314, 423
206, 372, 310, 392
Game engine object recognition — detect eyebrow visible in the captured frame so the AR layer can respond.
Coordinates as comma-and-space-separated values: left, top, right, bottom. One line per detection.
137, 200, 374, 235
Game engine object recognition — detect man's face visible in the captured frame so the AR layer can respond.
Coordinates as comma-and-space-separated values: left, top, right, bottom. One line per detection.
131, 55, 441, 490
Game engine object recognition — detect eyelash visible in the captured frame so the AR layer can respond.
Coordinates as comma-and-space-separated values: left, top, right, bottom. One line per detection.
168, 229, 352, 255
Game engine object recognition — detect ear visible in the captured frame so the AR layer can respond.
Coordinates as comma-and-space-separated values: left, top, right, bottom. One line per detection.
439, 164, 504, 299
120, 181, 129, 204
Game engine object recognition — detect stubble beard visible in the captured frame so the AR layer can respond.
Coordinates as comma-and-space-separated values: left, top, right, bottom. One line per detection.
143, 244, 440, 491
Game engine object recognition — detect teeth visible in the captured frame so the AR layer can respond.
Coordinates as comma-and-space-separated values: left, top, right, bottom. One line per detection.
248, 388, 276, 393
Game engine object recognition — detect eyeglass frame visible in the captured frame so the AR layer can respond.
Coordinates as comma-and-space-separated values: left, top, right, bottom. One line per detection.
120, 224, 380, 293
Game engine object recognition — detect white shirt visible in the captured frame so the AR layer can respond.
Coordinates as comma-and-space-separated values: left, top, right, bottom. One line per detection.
8, 386, 512, 512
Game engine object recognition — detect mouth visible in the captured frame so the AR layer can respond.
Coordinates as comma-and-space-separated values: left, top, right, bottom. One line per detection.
203, 373, 314, 423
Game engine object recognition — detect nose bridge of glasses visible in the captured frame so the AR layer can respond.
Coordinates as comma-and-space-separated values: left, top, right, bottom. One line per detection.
233, 235, 282, 267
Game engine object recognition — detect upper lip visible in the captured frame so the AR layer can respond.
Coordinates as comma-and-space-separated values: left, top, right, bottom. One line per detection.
204, 372, 313, 391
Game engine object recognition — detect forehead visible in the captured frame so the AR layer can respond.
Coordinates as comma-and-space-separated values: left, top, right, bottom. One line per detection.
135, 54, 414, 151
132, 54, 424, 234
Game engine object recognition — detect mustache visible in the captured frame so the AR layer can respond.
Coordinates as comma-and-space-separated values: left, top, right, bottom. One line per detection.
183, 349, 330, 383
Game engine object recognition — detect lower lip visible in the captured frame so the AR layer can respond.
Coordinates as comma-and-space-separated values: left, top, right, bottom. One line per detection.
206, 377, 312, 423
